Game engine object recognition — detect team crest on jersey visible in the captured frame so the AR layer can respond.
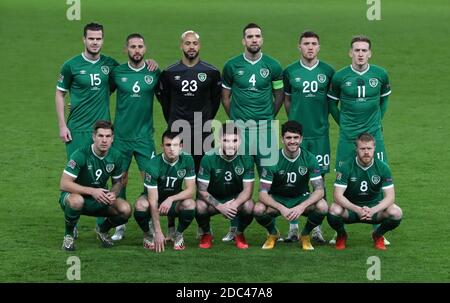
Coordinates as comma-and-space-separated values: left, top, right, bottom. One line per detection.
298, 166, 308, 176
68, 160, 77, 170
198, 73, 207, 82
369, 78, 379, 88
260, 68, 270, 78
106, 164, 114, 173
317, 74, 327, 83
177, 169, 186, 178
235, 166, 244, 176
371, 175, 381, 184
101, 66, 110, 75
144, 75, 153, 85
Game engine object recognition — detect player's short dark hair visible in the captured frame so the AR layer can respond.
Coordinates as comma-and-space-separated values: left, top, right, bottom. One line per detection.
299, 31, 320, 43
162, 129, 182, 143
351, 35, 371, 49
220, 122, 241, 137
83, 22, 104, 37
281, 120, 303, 137
93, 120, 113, 133
356, 132, 375, 144
126, 33, 145, 46
243, 23, 262, 37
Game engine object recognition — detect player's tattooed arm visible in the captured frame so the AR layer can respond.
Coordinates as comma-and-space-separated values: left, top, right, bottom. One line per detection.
311, 178, 324, 191
198, 181, 220, 207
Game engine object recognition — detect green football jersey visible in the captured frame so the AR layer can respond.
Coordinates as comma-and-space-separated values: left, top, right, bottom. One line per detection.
143, 152, 196, 202
283, 60, 335, 138
110, 63, 161, 141
63, 144, 124, 189
260, 148, 322, 201
222, 53, 283, 121
197, 149, 255, 202
334, 157, 393, 206
327, 64, 391, 140
56, 53, 119, 131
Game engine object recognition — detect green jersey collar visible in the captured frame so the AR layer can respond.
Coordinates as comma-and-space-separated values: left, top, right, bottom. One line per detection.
128, 61, 146, 72
350, 64, 371, 75
300, 59, 319, 71
242, 53, 263, 65
355, 156, 374, 170
81, 52, 100, 64
91, 144, 107, 160
281, 148, 301, 162
162, 154, 179, 166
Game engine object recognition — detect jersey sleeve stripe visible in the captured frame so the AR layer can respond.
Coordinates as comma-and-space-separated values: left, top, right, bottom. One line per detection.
63, 170, 77, 178
310, 176, 322, 181
260, 179, 272, 184
221, 83, 231, 90
382, 184, 394, 189
197, 178, 210, 184
327, 94, 339, 100
334, 183, 347, 188
284, 92, 292, 96
56, 86, 68, 92
243, 178, 255, 182
144, 184, 157, 189
112, 173, 123, 179
185, 176, 196, 180
380, 90, 392, 97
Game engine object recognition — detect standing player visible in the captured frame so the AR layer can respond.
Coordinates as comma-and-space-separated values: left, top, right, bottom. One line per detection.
327, 35, 392, 245
56, 23, 119, 160
253, 121, 328, 250
59, 120, 131, 251
283, 31, 334, 243
195, 123, 255, 250
108, 33, 161, 241
134, 131, 196, 252
327, 133, 402, 250
157, 31, 221, 241
221, 23, 284, 241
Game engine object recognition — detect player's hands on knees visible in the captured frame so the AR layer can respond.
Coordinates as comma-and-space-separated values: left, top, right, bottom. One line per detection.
105, 191, 117, 203
154, 231, 165, 253
360, 206, 374, 221
59, 126, 72, 143
286, 205, 302, 221
217, 201, 237, 219
159, 198, 173, 215
145, 59, 159, 71
92, 188, 113, 205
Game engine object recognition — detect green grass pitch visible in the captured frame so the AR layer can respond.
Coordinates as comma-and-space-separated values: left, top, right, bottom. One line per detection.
0, 0, 449, 282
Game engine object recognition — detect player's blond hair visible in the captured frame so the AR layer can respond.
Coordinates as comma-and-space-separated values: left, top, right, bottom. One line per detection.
181, 30, 200, 41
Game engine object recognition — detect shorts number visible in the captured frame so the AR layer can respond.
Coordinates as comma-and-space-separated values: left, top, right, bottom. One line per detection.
316, 154, 330, 167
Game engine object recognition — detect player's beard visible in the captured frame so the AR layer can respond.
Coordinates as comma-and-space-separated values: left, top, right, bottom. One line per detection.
129, 54, 144, 66
246, 45, 261, 54
183, 50, 199, 60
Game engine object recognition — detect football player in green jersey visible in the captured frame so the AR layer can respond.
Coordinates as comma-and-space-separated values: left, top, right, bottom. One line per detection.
327, 133, 402, 250
59, 121, 131, 251
253, 121, 328, 250
221, 23, 284, 241
134, 131, 196, 252
109, 33, 161, 241
327, 35, 392, 246
196, 123, 255, 249
282, 31, 335, 243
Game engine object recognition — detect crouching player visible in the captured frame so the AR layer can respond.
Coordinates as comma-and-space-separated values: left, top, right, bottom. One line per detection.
327, 132, 402, 250
253, 121, 328, 250
134, 130, 196, 252
59, 120, 131, 251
